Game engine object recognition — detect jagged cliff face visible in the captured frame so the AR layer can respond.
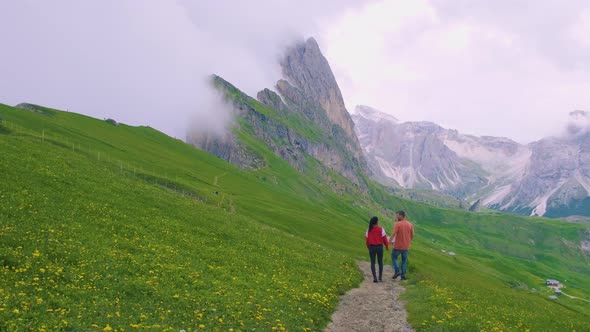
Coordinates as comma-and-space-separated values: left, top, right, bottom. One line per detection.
273, 38, 366, 164
189, 38, 369, 189
279, 38, 357, 140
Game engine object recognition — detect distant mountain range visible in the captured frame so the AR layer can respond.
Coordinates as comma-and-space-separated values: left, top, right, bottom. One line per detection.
353, 106, 590, 218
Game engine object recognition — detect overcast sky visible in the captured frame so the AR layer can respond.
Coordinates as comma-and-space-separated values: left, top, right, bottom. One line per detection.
1, 0, 589, 143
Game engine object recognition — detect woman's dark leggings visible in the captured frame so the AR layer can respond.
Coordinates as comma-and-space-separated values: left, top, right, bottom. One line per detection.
368, 244, 384, 280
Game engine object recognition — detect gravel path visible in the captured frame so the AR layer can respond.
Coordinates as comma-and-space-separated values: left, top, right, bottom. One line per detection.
325, 261, 415, 332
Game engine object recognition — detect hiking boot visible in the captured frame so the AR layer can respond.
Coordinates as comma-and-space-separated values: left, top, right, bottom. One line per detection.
401, 276, 407, 281
373, 278, 378, 283
392, 272, 400, 280
378, 277, 383, 282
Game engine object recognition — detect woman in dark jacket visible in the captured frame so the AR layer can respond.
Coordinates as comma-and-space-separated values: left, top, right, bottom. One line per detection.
365, 216, 389, 282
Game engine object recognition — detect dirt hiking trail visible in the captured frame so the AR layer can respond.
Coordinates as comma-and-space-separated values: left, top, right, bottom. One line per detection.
325, 261, 415, 332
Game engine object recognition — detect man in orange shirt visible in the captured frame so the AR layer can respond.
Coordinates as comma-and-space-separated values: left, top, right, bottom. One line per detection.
390, 210, 414, 280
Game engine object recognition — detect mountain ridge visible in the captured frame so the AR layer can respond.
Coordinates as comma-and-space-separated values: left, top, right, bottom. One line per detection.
189, 38, 370, 189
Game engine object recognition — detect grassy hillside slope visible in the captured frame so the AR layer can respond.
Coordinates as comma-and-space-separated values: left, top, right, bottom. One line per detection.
0, 104, 368, 331
1, 103, 589, 331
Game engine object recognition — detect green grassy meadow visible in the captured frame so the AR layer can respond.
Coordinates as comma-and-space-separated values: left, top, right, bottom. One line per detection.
1, 103, 589, 331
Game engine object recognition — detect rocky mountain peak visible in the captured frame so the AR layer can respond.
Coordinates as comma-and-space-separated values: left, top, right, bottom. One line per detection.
279, 37, 357, 139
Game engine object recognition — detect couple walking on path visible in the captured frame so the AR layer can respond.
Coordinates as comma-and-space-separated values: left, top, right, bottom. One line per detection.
365, 211, 414, 283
